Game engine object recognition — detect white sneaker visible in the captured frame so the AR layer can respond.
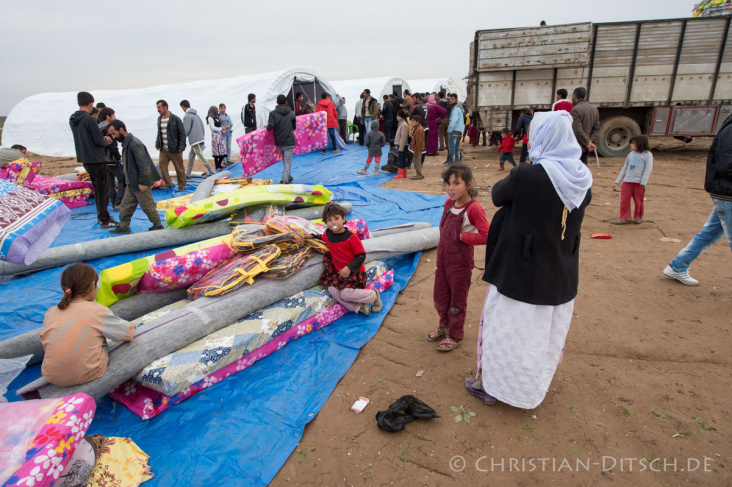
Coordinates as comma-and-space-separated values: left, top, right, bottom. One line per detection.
663, 265, 699, 286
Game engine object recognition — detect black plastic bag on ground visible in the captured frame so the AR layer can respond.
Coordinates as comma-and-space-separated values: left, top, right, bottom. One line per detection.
375, 395, 440, 432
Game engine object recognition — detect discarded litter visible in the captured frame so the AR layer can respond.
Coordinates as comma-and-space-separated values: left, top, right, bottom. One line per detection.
416, 370, 424, 377
376, 395, 439, 432
590, 233, 612, 239
352, 397, 369, 414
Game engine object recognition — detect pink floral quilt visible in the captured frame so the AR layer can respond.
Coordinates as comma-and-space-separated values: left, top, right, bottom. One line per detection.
137, 243, 235, 293
1, 394, 96, 487
0, 160, 42, 188
236, 112, 327, 177
29, 176, 94, 209
109, 270, 394, 420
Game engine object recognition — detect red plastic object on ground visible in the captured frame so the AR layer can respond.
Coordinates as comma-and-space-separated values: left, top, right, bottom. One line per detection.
590, 233, 612, 239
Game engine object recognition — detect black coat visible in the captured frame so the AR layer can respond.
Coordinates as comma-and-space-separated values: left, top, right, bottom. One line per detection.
69, 110, 108, 164
155, 113, 187, 153
243, 103, 257, 128
482, 163, 592, 306
705, 114, 732, 199
121, 134, 158, 189
267, 105, 296, 147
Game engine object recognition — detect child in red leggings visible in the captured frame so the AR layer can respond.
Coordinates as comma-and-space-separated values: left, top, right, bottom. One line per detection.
427, 164, 489, 352
615, 135, 653, 224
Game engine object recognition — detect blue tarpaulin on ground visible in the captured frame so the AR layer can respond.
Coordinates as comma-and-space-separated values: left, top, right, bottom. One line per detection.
3, 144, 445, 486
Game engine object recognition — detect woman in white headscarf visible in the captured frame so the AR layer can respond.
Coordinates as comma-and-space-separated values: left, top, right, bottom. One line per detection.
466, 110, 593, 409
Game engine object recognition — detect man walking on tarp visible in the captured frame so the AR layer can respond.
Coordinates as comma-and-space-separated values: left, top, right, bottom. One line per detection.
155, 99, 187, 191
267, 95, 297, 185
69, 91, 117, 228
180, 100, 215, 177
242, 94, 257, 134
106, 120, 164, 234
663, 114, 732, 286
98, 107, 125, 211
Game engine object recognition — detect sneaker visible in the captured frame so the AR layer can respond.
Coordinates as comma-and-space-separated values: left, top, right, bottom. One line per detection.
617, 220, 632, 225
360, 304, 371, 316
410, 175, 424, 180
148, 224, 165, 231
371, 289, 382, 313
663, 265, 699, 286
497, 167, 505, 171
99, 220, 118, 229
108, 226, 131, 235
164, 184, 175, 189
633, 219, 643, 224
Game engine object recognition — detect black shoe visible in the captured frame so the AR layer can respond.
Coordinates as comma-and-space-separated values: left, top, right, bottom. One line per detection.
148, 224, 165, 231
108, 226, 131, 235
100, 220, 118, 229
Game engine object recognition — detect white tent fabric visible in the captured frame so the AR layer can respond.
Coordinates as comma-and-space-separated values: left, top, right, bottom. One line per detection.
408, 78, 466, 101
330, 77, 411, 121
3, 67, 337, 158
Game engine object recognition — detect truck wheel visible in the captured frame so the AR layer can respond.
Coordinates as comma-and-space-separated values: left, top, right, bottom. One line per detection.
597, 117, 641, 157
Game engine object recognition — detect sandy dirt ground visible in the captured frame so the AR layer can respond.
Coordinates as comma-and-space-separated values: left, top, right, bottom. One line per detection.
26, 138, 730, 486
271, 138, 731, 486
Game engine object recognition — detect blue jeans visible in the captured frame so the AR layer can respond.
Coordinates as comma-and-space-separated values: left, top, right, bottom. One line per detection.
364, 117, 373, 136
326, 128, 338, 151
447, 131, 462, 162
669, 198, 732, 272
223, 130, 232, 161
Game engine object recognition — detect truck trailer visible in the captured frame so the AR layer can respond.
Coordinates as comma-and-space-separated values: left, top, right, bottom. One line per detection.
467, 17, 732, 156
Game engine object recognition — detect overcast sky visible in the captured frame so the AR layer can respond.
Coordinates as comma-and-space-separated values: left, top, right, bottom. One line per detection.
2, 0, 695, 116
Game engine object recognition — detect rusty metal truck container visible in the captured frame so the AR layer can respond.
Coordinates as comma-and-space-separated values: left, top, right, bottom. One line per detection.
467, 17, 732, 156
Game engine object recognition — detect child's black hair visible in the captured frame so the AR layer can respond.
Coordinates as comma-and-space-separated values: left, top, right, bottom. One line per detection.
388, 139, 395, 147
442, 163, 478, 198
630, 134, 650, 153
58, 263, 98, 310
411, 114, 422, 124
501, 127, 510, 134
321, 202, 348, 223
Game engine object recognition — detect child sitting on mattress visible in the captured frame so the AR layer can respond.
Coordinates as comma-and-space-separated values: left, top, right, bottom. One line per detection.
315, 202, 383, 315
41, 263, 135, 387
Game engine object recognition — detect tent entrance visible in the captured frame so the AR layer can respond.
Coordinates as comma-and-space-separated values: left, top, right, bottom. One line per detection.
392, 84, 403, 98
287, 77, 330, 111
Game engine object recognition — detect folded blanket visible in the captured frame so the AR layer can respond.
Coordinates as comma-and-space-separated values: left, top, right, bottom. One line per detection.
0, 158, 42, 188
1, 393, 96, 487
0, 179, 71, 265
30, 176, 94, 209
237, 112, 327, 177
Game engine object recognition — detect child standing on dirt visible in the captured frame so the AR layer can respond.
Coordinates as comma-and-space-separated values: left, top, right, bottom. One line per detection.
359, 120, 386, 176
41, 263, 135, 387
497, 128, 517, 170
428, 164, 490, 352
615, 135, 653, 224
317, 203, 382, 315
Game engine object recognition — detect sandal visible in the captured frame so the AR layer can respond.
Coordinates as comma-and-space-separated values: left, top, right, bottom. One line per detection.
374, 171, 379, 176
465, 378, 497, 405
436, 338, 460, 352
371, 289, 382, 313
426, 329, 446, 341
357, 169, 367, 175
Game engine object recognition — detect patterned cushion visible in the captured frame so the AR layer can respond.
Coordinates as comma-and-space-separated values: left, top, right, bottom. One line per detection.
137, 243, 235, 293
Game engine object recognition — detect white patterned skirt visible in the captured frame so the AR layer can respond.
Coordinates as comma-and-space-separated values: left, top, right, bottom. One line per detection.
211, 131, 227, 156
477, 285, 574, 409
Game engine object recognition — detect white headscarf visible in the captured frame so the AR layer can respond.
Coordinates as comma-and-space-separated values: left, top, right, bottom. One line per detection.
529, 111, 593, 211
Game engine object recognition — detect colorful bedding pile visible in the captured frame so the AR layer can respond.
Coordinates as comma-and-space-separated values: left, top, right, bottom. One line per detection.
1, 393, 96, 487
109, 262, 393, 419
30, 175, 94, 209
692, 0, 732, 16
236, 112, 327, 177
0, 158, 42, 188
96, 235, 231, 306
155, 179, 273, 211
0, 179, 71, 266
164, 183, 332, 229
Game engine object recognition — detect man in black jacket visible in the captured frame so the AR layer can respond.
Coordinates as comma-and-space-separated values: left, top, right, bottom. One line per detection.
155, 100, 187, 191
242, 93, 257, 133
381, 94, 394, 141
513, 108, 533, 163
98, 107, 125, 210
69, 91, 117, 228
267, 95, 297, 184
106, 120, 164, 234
664, 114, 732, 285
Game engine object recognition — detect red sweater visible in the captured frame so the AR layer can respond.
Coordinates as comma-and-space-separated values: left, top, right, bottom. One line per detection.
497, 135, 516, 154
316, 99, 339, 129
444, 199, 490, 246
322, 230, 366, 272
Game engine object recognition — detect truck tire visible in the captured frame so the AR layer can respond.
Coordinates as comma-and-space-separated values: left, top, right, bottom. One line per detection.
596, 116, 641, 157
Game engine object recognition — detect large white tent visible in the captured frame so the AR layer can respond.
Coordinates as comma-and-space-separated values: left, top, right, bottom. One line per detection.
3, 67, 337, 158
408, 78, 466, 101
329, 77, 411, 121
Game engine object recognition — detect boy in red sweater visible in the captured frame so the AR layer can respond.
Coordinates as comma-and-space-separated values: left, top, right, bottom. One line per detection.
497, 128, 517, 171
